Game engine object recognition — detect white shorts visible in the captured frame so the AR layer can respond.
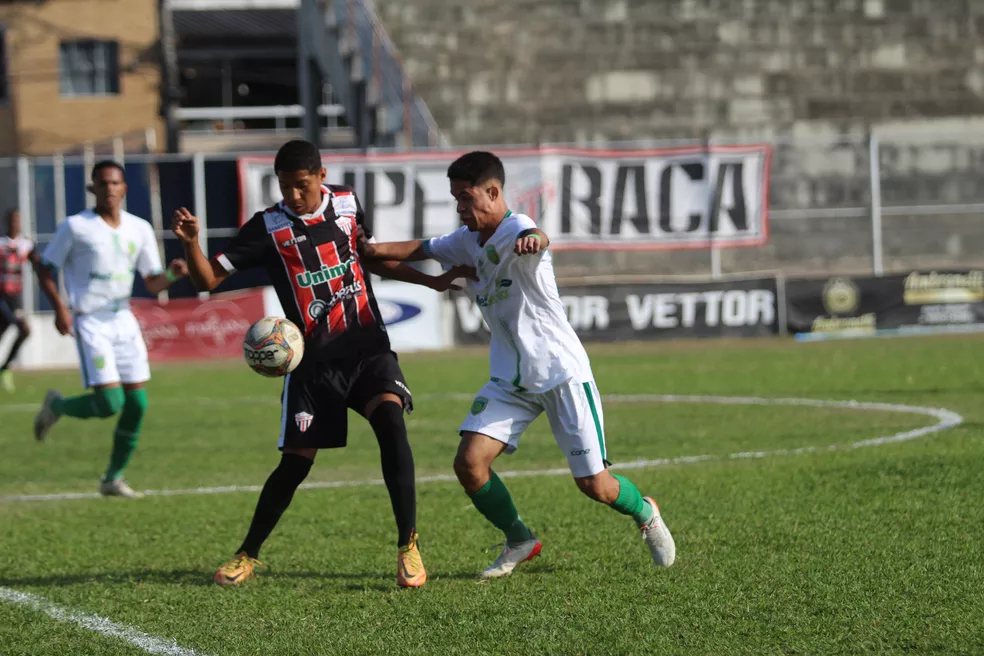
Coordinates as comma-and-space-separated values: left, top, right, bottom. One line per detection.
459, 378, 608, 478
73, 310, 150, 388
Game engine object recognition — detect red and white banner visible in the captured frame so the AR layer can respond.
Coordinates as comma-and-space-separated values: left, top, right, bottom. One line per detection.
237, 145, 771, 251
131, 290, 265, 362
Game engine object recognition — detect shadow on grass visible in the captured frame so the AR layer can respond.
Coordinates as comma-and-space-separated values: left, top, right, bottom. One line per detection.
0, 564, 557, 590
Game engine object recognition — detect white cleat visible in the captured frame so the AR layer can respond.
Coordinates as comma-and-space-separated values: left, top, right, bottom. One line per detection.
480, 538, 543, 579
100, 479, 144, 499
641, 497, 676, 568
33, 389, 62, 442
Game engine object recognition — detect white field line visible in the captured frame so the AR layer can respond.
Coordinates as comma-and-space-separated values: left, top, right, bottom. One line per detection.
0, 586, 208, 656
0, 394, 963, 504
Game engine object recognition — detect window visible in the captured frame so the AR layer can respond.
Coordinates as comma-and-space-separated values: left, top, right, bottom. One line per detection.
59, 40, 120, 96
0, 27, 8, 102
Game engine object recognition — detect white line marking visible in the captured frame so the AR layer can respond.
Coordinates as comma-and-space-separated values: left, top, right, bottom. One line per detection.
0, 395, 963, 504
0, 586, 208, 656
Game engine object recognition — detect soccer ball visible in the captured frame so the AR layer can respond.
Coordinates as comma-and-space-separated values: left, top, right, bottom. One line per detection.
242, 317, 304, 377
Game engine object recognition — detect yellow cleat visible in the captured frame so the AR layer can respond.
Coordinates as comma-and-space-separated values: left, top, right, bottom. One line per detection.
214, 552, 263, 586
397, 532, 427, 588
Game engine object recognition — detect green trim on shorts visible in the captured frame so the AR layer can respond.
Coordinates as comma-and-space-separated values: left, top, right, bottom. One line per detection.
72, 320, 91, 388
583, 382, 606, 461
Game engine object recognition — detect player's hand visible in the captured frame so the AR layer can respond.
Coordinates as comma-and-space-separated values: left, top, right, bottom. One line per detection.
356, 226, 376, 257
432, 265, 478, 292
171, 208, 200, 244
54, 307, 73, 336
168, 258, 189, 279
515, 233, 545, 255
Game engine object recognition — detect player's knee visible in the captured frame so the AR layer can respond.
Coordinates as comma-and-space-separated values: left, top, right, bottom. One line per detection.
277, 452, 314, 486
368, 400, 407, 441
124, 389, 148, 417
17, 321, 30, 338
453, 452, 484, 490
93, 387, 126, 417
575, 474, 618, 504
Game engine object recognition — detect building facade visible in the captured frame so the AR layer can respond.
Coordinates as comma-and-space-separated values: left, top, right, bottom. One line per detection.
0, 0, 162, 156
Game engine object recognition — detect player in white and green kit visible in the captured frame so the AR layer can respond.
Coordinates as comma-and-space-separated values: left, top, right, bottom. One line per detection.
32, 161, 188, 498
362, 151, 675, 577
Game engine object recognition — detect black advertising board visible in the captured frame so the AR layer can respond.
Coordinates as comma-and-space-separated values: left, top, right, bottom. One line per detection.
786, 271, 984, 338
454, 277, 780, 345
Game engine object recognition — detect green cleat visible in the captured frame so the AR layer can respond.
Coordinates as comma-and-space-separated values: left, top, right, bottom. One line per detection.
0, 369, 13, 393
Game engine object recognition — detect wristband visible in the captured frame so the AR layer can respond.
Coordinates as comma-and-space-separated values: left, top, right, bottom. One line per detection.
528, 233, 542, 242
165, 269, 178, 283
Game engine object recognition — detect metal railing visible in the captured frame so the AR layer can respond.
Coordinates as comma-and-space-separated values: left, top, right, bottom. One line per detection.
331, 0, 444, 148
2, 130, 983, 313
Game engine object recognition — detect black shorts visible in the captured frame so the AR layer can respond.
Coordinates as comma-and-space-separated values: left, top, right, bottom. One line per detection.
278, 350, 413, 450
0, 295, 22, 324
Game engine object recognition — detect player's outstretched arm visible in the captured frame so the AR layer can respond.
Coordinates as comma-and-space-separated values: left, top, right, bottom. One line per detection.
515, 228, 550, 255
364, 260, 476, 292
360, 238, 429, 262
171, 208, 229, 291
144, 259, 189, 295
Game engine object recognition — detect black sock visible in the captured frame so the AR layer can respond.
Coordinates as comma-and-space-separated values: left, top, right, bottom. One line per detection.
369, 401, 417, 547
237, 453, 313, 559
2, 328, 29, 370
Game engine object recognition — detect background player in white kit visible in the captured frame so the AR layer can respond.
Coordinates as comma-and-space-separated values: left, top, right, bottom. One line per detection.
362, 151, 676, 577
33, 161, 188, 498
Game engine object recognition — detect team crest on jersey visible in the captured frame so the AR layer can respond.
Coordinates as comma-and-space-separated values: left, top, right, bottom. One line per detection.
128, 241, 136, 255
470, 397, 488, 415
331, 193, 358, 217
334, 216, 354, 236
295, 411, 314, 433
485, 245, 500, 265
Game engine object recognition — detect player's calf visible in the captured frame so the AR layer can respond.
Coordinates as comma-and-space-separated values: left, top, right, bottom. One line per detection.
586, 471, 677, 569
573, 471, 621, 504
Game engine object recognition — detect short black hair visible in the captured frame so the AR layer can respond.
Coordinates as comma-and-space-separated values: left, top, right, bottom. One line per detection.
275, 140, 322, 173
447, 151, 505, 187
91, 160, 126, 182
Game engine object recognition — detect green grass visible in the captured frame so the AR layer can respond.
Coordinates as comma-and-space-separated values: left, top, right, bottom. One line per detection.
1, 335, 983, 655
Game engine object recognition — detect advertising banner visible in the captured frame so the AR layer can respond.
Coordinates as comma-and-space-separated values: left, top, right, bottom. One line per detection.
131, 290, 265, 361
238, 144, 771, 251
786, 271, 984, 339
454, 277, 779, 345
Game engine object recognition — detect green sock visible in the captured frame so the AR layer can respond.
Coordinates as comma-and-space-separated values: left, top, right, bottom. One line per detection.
610, 474, 654, 526
468, 471, 534, 544
104, 389, 148, 482
52, 387, 125, 419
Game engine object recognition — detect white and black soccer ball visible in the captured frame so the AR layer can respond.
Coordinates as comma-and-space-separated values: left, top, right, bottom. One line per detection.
242, 316, 304, 377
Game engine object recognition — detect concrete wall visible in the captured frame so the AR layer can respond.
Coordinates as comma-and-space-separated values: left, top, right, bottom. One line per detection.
372, 0, 984, 275
374, 0, 984, 145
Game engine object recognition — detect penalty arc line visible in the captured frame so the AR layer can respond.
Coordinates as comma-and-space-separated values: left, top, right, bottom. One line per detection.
0, 586, 209, 656
0, 394, 964, 504
0, 396, 964, 656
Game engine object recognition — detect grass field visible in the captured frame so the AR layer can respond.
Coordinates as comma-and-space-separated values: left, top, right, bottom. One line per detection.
1, 335, 982, 655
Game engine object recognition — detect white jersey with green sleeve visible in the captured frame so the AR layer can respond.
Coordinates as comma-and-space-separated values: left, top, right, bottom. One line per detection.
423, 211, 592, 392
41, 209, 163, 315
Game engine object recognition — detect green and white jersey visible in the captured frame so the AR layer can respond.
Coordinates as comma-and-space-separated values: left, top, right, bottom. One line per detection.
42, 209, 163, 315
425, 211, 592, 392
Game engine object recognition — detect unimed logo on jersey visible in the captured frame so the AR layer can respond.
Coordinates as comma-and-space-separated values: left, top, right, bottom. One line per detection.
295, 257, 356, 288
238, 146, 770, 250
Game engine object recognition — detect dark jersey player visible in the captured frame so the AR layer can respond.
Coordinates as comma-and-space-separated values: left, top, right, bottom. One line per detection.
172, 140, 469, 588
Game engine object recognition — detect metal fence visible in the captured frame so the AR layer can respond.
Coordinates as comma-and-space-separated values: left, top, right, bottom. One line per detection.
2, 130, 983, 314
